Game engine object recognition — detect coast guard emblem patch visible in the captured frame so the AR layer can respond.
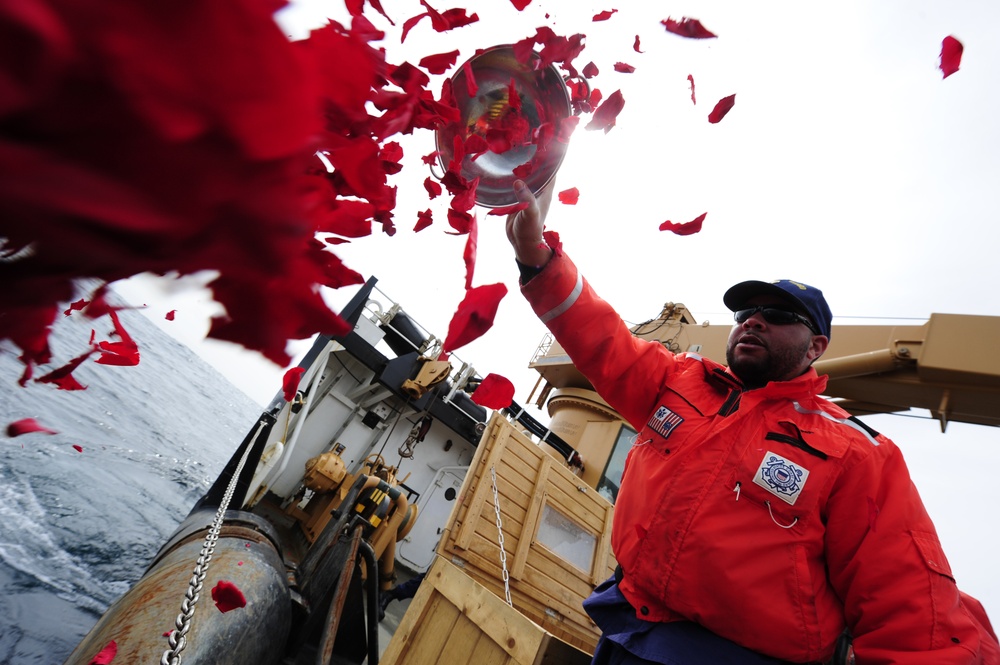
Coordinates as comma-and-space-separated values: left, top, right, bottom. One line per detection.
753, 452, 810, 505
648, 406, 684, 439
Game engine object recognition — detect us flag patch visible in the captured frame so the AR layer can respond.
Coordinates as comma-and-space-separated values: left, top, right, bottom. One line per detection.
648, 405, 684, 439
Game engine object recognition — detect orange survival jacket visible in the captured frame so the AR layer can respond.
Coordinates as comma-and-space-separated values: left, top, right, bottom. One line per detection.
521, 252, 999, 664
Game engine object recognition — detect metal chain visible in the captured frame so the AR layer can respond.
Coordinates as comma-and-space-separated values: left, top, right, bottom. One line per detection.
161, 421, 264, 665
489, 466, 513, 607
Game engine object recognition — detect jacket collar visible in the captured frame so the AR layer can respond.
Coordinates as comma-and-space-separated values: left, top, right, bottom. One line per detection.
705, 360, 829, 398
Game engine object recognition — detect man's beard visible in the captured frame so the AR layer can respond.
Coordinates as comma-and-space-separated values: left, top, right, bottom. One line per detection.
726, 337, 812, 389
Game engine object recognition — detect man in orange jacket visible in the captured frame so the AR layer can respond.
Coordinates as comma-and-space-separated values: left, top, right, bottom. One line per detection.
506, 180, 999, 664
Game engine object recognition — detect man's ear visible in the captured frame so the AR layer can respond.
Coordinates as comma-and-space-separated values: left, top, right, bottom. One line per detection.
807, 335, 829, 363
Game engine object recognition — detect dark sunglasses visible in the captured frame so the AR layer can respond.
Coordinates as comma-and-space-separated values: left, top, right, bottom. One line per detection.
734, 305, 820, 336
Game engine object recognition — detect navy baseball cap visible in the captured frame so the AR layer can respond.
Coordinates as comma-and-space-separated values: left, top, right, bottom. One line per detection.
723, 280, 833, 339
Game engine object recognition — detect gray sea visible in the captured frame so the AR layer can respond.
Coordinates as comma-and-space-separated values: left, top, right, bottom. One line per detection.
0, 298, 264, 664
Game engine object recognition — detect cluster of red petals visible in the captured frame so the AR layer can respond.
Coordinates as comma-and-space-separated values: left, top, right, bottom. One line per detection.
97, 310, 141, 366
442, 283, 508, 353
659, 213, 707, 236
470, 373, 516, 409
0, 1, 485, 380
940, 36, 963, 78
88, 640, 117, 665
514, 27, 587, 79
558, 188, 580, 205
346, 0, 394, 26
211, 579, 247, 613
708, 95, 736, 123
401, 0, 479, 43
282, 366, 306, 402
661, 17, 718, 39
7, 418, 59, 437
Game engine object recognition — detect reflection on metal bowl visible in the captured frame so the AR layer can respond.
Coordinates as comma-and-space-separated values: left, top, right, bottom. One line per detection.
435, 45, 574, 208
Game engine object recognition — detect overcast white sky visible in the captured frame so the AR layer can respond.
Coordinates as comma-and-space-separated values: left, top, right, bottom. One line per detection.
114, 0, 1000, 621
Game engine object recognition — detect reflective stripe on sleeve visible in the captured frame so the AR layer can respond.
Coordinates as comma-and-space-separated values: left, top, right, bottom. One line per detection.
539, 271, 584, 324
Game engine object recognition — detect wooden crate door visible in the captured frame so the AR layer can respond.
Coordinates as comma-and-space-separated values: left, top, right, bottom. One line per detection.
439, 414, 616, 652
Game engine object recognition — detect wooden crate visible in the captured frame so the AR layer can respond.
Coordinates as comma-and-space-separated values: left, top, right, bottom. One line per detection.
436, 414, 616, 654
381, 557, 591, 665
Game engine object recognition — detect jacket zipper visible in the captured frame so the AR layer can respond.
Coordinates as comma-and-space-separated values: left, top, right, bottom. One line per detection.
765, 432, 828, 460
712, 369, 743, 417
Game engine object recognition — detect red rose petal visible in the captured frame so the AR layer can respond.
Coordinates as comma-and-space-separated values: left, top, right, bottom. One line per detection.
584, 89, 625, 133
447, 208, 474, 235
317, 200, 375, 239
464, 133, 490, 160
165, 310, 176, 321
470, 373, 515, 409
282, 366, 305, 402
593, 10, 617, 21
73, 445, 84, 453
659, 212, 707, 236
507, 77, 522, 112
450, 176, 480, 214
34, 347, 96, 391
583, 62, 599, 78
7, 418, 59, 437
556, 116, 580, 143
211, 580, 247, 613
661, 17, 718, 39
419, 50, 460, 75
940, 36, 963, 79
542, 229, 563, 254
414, 209, 433, 232
442, 283, 508, 352
423, 177, 443, 200
708, 94, 736, 124
462, 215, 478, 291
64, 299, 89, 316
613, 62, 635, 74
486, 202, 530, 216
509, 0, 531, 10
88, 640, 117, 665
687, 74, 697, 104
558, 187, 580, 205
633, 35, 643, 53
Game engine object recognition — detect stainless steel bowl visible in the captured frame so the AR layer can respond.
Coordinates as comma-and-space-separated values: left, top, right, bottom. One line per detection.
434, 45, 573, 208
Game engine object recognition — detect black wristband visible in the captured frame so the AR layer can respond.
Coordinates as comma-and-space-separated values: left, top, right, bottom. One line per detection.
515, 258, 546, 284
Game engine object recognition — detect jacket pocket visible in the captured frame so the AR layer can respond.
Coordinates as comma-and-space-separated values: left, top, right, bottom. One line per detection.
729, 443, 834, 529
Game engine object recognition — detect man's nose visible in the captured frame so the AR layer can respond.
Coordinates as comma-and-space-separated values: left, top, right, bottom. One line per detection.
742, 312, 766, 329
